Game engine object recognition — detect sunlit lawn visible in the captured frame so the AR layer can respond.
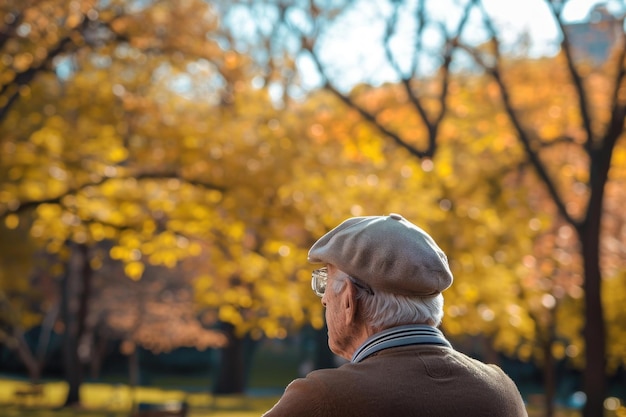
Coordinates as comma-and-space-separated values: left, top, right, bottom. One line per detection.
1, 378, 625, 417
0, 378, 280, 417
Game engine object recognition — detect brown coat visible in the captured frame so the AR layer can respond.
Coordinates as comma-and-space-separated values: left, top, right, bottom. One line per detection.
263, 345, 528, 417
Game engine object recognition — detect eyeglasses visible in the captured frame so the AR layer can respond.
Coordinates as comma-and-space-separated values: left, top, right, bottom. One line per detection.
311, 267, 328, 297
311, 267, 374, 297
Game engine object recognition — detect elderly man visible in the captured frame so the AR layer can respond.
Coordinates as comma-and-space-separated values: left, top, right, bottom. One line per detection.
263, 213, 528, 417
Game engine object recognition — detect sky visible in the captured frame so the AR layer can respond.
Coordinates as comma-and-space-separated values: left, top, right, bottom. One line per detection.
484, 0, 614, 25
300, 0, 624, 91
480, 0, 621, 46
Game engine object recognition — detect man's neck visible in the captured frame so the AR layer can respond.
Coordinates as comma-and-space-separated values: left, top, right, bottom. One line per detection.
351, 324, 451, 363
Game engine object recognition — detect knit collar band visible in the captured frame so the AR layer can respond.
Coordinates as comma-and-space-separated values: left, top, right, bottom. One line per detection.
351, 324, 452, 363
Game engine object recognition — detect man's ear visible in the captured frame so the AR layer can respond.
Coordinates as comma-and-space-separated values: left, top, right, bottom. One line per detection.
342, 280, 358, 325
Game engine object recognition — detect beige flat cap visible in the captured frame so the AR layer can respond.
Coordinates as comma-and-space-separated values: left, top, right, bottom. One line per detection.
308, 213, 453, 296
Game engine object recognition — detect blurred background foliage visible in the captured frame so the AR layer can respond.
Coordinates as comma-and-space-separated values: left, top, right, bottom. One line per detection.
0, 0, 625, 416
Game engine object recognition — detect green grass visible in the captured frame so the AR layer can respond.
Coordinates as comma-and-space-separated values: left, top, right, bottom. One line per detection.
2, 378, 625, 417
0, 341, 302, 416
0, 378, 280, 417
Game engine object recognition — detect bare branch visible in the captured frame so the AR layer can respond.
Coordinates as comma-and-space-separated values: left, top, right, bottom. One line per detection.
606, 15, 626, 140
383, 0, 476, 156
405, 0, 427, 78
304, 40, 432, 159
0, 14, 93, 123
302, 0, 475, 159
547, 0, 594, 152
433, 0, 477, 129
382, 2, 433, 142
465, 2, 578, 226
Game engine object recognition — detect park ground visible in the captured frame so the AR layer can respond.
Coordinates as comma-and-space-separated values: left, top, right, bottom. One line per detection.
1, 341, 624, 416
2, 378, 626, 417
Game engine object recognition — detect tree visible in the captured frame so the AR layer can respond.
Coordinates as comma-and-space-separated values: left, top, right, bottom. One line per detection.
0, 0, 245, 405
2, 0, 329, 398
90, 253, 228, 392
4, 2, 625, 412
0, 212, 53, 383
462, 4, 626, 415
217, 1, 626, 415
187, 85, 320, 393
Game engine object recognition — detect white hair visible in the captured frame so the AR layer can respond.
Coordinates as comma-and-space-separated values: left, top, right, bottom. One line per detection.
332, 276, 444, 331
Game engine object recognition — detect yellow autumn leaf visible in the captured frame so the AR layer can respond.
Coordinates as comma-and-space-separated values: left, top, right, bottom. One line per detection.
124, 261, 145, 280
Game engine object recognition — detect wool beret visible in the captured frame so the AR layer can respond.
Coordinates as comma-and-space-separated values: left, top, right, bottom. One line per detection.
308, 213, 453, 296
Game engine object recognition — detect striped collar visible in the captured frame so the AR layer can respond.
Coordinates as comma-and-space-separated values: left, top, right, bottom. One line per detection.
351, 324, 452, 363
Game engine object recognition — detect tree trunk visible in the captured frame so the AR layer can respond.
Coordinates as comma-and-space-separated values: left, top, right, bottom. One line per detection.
129, 347, 140, 386
90, 332, 108, 380
61, 245, 80, 406
212, 322, 250, 394
61, 243, 93, 407
579, 143, 610, 417
11, 290, 60, 383
580, 228, 606, 417
14, 331, 41, 382
129, 347, 140, 411
36, 303, 59, 367
542, 337, 556, 417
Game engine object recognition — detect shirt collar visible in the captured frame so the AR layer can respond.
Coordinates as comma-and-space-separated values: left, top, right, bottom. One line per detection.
351, 324, 452, 363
